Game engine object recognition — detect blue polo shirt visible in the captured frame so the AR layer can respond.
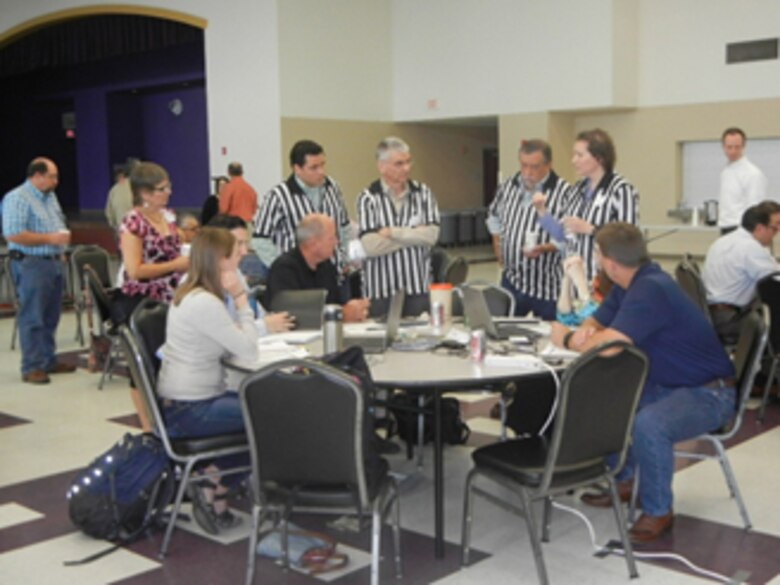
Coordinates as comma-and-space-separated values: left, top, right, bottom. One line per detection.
593, 262, 734, 388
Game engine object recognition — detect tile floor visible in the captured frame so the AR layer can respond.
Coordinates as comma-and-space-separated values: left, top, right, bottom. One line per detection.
1, 250, 779, 584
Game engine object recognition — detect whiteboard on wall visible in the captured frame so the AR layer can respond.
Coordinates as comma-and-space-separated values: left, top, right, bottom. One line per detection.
681, 138, 778, 206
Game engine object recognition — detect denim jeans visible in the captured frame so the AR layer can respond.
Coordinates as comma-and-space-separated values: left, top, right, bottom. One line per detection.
617, 382, 736, 516
501, 273, 556, 320
11, 256, 64, 375
164, 392, 249, 486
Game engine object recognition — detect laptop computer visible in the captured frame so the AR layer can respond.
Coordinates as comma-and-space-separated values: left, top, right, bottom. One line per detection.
461, 286, 542, 341
269, 289, 327, 330
343, 290, 405, 353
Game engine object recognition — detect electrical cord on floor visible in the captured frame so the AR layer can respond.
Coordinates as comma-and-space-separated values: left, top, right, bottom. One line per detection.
535, 360, 560, 437
550, 501, 742, 584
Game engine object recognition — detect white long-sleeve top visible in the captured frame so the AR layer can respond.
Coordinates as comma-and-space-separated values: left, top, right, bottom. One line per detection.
718, 156, 768, 228
158, 289, 259, 401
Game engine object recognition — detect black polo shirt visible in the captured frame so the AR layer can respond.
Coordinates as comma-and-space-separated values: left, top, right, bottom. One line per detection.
264, 247, 342, 308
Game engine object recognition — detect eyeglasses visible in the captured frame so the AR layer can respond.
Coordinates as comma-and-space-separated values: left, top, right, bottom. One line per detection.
153, 184, 172, 193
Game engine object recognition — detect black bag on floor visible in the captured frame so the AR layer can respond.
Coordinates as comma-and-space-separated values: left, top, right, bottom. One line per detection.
388, 392, 470, 446
65, 433, 175, 565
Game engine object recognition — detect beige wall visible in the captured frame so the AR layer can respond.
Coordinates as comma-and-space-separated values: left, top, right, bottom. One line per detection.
280, 118, 497, 218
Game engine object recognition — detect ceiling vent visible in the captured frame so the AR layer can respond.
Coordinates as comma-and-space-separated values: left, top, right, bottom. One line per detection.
726, 38, 778, 64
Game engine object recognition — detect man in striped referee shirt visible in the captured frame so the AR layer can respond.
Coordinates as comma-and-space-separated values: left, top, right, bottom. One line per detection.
253, 140, 350, 278
358, 137, 440, 316
487, 140, 571, 319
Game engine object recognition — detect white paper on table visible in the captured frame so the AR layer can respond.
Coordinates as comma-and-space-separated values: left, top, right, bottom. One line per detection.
538, 341, 579, 359
483, 354, 544, 369
259, 331, 322, 345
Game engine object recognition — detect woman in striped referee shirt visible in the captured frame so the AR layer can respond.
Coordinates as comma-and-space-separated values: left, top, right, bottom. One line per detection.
535, 128, 639, 281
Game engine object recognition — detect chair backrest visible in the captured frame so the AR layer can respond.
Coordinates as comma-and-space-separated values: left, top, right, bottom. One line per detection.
121, 299, 172, 445
720, 308, 767, 439
239, 359, 369, 506
675, 256, 712, 323
756, 272, 780, 354
431, 246, 469, 287
129, 298, 169, 378
460, 281, 515, 317
72, 244, 112, 292
540, 341, 649, 492
83, 264, 114, 326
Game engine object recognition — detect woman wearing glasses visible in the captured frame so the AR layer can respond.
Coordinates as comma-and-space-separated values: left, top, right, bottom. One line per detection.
117, 162, 189, 431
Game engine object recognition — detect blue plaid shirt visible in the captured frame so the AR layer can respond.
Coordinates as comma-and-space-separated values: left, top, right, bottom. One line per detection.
2, 180, 67, 256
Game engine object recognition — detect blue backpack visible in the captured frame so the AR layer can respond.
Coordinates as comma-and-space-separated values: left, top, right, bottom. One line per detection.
66, 433, 174, 563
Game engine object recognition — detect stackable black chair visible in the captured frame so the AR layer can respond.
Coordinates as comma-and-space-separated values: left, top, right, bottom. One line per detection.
240, 359, 402, 585
83, 264, 123, 389
71, 244, 113, 346
461, 341, 649, 585
121, 299, 249, 557
3, 255, 20, 350
675, 254, 712, 324
756, 272, 780, 422
672, 308, 767, 528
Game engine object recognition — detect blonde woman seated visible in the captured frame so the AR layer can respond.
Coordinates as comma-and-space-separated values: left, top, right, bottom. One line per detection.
158, 226, 259, 534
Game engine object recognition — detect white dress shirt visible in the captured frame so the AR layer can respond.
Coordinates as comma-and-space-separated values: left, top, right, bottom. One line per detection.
718, 156, 768, 228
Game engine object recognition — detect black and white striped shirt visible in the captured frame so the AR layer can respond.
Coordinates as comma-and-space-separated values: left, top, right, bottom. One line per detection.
565, 172, 639, 280
488, 171, 572, 301
253, 174, 349, 271
357, 180, 440, 300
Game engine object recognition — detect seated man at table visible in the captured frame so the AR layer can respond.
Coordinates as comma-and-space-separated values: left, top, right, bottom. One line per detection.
703, 200, 780, 345
265, 213, 370, 322
551, 222, 735, 543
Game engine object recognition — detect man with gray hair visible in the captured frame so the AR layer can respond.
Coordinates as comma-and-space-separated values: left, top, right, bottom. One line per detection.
264, 213, 370, 322
487, 139, 571, 319
357, 137, 440, 315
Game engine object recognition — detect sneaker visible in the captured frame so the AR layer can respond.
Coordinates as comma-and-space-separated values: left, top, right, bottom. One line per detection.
215, 509, 242, 531
187, 484, 218, 535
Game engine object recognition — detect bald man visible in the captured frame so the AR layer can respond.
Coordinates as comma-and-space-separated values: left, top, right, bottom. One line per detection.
264, 213, 370, 322
3, 157, 76, 383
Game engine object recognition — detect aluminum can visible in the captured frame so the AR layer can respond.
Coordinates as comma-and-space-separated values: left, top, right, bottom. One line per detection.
322, 304, 343, 354
470, 329, 486, 362
430, 301, 445, 328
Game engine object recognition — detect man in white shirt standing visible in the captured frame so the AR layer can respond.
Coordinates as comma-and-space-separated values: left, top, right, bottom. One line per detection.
718, 127, 768, 235
703, 200, 780, 343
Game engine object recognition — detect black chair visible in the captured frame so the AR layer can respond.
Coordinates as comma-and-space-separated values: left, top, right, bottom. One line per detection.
756, 272, 780, 422
458, 280, 515, 317
675, 254, 712, 324
239, 359, 402, 585
120, 299, 250, 557
671, 308, 767, 528
3, 255, 20, 350
461, 341, 649, 585
83, 264, 123, 389
71, 244, 112, 346
431, 246, 469, 286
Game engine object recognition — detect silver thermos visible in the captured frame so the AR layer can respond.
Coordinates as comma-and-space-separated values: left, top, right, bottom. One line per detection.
322, 304, 343, 354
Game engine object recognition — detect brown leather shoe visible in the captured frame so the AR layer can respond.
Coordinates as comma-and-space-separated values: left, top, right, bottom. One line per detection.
22, 370, 51, 384
48, 362, 77, 374
581, 480, 634, 508
629, 511, 674, 543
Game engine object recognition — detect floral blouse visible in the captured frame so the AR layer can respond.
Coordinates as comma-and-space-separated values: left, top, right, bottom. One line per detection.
120, 208, 183, 302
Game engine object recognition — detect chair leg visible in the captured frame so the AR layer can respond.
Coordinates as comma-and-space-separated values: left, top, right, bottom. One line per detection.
461, 468, 478, 567
98, 345, 113, 389
11, 315, 18, 350
758, 357, 778, 423
160, 461, 196, 557
371, 498, 382, 585
245, 504, 269, 585
607, 477, 639, 579
74, 306, 84, 346
712, 440, 752, 529
391, 483, 402, 579
541, 496, 552, 543
416, 394, 425, 469
627, 468, 641, 524
519, 489, 549, 585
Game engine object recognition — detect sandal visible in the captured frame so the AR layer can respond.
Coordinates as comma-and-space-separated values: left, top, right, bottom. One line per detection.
187, 482, 218, 535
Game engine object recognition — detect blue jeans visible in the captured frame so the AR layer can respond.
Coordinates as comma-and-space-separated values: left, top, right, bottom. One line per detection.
617, 383, 736, 516
164, 393, 249, 485
501, 273, 556, 320
11, 257, 64, 375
